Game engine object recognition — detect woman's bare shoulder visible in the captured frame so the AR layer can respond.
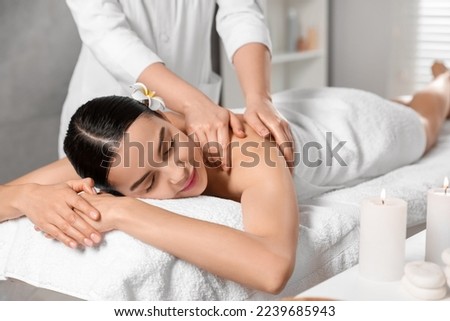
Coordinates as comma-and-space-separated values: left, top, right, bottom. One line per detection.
229, 122, 291, 189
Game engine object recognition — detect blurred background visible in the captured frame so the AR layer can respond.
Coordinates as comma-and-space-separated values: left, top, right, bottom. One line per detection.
1, 0, 449, 182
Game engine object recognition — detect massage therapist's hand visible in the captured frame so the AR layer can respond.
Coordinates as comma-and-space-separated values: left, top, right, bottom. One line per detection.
19, 178, 102, 249
244, 96, 295, 170
183, 102, 246, 170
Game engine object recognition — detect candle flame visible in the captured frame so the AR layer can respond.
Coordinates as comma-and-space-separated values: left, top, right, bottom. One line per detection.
380, 188, 386, 205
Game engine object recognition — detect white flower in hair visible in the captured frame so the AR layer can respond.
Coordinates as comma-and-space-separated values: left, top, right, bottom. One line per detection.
129, 82, 166, 111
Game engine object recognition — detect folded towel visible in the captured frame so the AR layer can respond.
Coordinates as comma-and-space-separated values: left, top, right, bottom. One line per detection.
0, 196, 253, 300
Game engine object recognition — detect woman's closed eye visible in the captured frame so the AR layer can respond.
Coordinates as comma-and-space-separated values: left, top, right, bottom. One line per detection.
162, 137, 175, 160
146, 138, 174, 193
145, 174, 155, 192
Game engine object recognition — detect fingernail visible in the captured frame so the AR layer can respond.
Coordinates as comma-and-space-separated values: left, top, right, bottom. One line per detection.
84, 238, 93, 247
91, 233, 101, 244
92, 187, 98, 194
260, 129, 270, 137
69, 241, 78, 249
90, 211, 98, 219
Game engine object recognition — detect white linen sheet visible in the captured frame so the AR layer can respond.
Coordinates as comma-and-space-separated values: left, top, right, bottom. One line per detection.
1, 122, 449, 301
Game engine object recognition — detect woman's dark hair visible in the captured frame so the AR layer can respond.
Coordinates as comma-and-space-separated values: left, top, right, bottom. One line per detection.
63, 95, 157, 195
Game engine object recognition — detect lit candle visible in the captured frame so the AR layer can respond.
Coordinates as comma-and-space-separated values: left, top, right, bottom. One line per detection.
359, 189, 407, 281
425, 177, 450, 265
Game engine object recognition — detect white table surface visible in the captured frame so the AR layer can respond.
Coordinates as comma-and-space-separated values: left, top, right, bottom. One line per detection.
296, 230, 450, 300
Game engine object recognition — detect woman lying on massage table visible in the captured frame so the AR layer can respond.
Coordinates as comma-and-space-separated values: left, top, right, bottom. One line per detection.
1, 62, 449, 294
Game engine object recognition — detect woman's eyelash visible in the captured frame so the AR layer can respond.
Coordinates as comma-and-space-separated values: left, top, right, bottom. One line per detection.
146, 175, 155, 192
164, 138, 175, 155
146, 138, 174, 193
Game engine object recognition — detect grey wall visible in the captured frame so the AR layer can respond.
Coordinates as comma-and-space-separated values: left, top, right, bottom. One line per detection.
0, 0, 80, 182
329, 0, 395, 97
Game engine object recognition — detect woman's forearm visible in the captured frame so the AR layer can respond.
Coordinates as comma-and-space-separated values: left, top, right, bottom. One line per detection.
0, 184, 28, 222
114, 198, 292, 293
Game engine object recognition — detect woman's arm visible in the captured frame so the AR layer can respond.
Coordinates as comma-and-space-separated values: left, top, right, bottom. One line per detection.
81, 132, 298, 293
82, 191, 297, 294
1, 158, 102, 248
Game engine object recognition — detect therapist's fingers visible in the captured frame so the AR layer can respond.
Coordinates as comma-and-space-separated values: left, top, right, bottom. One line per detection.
217, 126, 230, 170
263, 117, 295, 168
205, 130, 222, 168
245, 112, 270, 138
228, 111, 246, 138
194, 130, 217, 168
192, 131, 207, 151
284, 126, 296, 174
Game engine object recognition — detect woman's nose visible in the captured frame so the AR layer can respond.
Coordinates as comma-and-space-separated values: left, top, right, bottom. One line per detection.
168, 160, 187, 185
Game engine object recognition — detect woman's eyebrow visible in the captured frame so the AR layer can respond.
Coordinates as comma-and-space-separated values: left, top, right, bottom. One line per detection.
158, 126, 165, 155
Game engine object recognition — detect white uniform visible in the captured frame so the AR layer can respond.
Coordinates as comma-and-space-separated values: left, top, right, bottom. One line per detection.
59, 0, 272, 157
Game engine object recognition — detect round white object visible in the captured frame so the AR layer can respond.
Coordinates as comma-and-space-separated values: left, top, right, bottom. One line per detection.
401, 276, 447, 300
442, 248, 450, 266
404, 261, 446, 289
444, 265, 450, 280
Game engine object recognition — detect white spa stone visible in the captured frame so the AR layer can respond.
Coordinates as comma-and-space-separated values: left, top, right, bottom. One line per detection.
442, 248, 450, 266
404, 261, 446, 289
401, 276, 447, 300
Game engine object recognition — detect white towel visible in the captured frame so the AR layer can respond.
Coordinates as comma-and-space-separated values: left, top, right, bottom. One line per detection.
272, 87, 427, 201
0, 196, 255, 300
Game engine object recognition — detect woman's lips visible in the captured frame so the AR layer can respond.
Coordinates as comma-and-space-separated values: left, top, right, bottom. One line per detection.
181, 168, 197, 192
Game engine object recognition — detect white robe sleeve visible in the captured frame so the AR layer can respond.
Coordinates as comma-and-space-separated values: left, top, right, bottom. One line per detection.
66, 0, 163, 84
216, 0, 272, 63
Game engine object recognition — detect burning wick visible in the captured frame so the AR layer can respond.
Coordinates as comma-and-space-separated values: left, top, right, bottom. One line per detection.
380, 188, 386, 205
444, 177, 449, 195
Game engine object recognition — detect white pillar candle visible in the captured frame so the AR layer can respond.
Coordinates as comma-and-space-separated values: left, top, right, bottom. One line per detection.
425, 177, 450, 265
359, 189, 407, 281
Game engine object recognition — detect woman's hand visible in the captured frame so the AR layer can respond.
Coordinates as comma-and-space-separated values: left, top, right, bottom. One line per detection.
244, 97, 295, 170
183, 102, 246, 170
76, 192, 126, 233
16, 178, 102, 249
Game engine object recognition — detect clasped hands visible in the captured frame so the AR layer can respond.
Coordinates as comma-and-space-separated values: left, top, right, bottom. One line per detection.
24, 178, 102, 249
